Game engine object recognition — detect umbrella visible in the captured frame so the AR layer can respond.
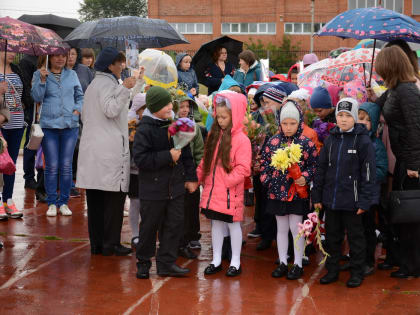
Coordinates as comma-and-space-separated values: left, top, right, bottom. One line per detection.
138, 49, 178, 88
0, 16, 70, 56
353, 39, 386, 50
192, 36, 243, 85
329, 47, 352, 58
18, 14, 80, 39
64, 16, 189, 50
316, 7, 420, 85
298, 48, 381, 88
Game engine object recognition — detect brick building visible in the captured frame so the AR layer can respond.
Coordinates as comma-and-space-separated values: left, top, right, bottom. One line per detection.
148, 0, 420, 52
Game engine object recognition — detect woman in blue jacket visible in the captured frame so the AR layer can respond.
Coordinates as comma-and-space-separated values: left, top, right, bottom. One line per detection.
233, 50, 262, 87
31, 53, 84, 217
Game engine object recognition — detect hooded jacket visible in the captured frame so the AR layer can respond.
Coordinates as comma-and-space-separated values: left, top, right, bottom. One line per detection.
197, 91, 252, 222
312, 123, 377, 211
359, 102, 388, 183
132, 107, 197, 201
287, 63, 300, 83
259, 105, 318, 201
233, 61, 262, 87
176, 53, 199, 94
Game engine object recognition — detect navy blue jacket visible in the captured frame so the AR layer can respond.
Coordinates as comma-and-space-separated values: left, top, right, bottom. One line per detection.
176, 53, 199, 94
204, 62, 235, 95
312, 123, 377, 211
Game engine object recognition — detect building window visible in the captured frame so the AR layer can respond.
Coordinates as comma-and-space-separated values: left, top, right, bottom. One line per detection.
221, 23, 276, 34
170, 23, 213, 34
284, 22, 325, 34
414, 0, 420, 15
348, 0, 403, 13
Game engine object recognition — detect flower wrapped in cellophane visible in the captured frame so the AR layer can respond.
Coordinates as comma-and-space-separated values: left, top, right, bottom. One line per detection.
168, 117, 196, 150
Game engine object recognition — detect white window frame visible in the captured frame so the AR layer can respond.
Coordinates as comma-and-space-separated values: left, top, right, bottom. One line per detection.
413, 0, 420, 15
348, 0, 403, 13
221, 23, 276, 35
284, 22, 326, 35
170, 23, 213, 34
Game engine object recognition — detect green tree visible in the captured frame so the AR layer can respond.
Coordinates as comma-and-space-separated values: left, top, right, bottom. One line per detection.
79, 0, 148, 21
245, 36, 301, 74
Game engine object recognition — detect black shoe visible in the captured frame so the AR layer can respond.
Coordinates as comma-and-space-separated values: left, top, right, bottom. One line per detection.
136, 261, 151, 279
35, 191, 47, 203
272, 263, 288, 278
390, 269, 409, 278
340, 262, 350, 271
320, 272, 339, 284
378, 262, 396, 270
247, 228, 262, 238
178, 246, 197, 259
274, 259, 280, 265
70, 187, 81, 198
157, 264, 190, 277
244, 190, 254, 206
364, 265, 375, 276
226, 266, 242, 277
90, 246, 102, 255
25, 179, 37, 190
102, 244, 132, 256
131, 237, 139, 250
204, 264, 223, 275
256, 239, 272, 251
346, 276, 363, 288
287, 264, 304, 280
302, 256, 310, 266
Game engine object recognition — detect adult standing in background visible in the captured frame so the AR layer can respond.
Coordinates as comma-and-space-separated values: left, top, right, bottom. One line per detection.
233, 50, 262, 87
76, 47, 137, 256
204, 46, 235, 95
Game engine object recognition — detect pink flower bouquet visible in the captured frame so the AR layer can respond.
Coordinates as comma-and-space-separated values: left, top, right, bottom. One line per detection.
168, 117, 196, 150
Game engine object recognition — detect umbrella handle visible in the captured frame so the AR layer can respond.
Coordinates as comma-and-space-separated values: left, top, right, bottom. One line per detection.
46, 55, 49, 72
368, 39, 376, 87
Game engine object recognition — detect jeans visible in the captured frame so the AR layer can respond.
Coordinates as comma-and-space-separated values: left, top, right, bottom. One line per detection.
1, 128, 25, 202
23, 121, 37, 181
41, 128, 78, 206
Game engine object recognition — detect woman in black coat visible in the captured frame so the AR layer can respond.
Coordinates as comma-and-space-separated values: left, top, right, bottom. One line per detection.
204, 46, 235, 95
374, 46, 420, 278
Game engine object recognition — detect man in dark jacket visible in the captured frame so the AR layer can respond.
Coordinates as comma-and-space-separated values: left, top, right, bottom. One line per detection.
133, 86, 198, 279
312, 98, 377, 288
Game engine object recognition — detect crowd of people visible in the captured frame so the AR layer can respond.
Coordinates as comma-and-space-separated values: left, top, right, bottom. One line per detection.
0, 37, 419, 288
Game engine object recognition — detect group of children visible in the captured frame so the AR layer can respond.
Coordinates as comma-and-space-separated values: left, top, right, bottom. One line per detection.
126, 51, 388, 289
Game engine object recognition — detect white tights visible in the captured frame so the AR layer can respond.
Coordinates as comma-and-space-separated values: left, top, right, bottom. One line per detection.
211, 220, 242, 269
276, 214, 304, 267
129, 198, 141, 238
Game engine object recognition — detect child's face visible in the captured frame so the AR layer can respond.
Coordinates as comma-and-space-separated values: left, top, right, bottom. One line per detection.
180, 56, 192, 71
313, 107, 332, 120
291, 73, 298, 85
358, 110, 371, 131
281, 118, 299, 137
336, 112, 355, 131
263, 96, 281, 111
178, 101, 190, 118
216, 106, 232, 130
248, 97, 258, 111
154, 102, 173, 120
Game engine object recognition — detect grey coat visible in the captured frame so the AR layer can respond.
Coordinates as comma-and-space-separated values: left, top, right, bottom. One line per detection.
76, 72, 131, 192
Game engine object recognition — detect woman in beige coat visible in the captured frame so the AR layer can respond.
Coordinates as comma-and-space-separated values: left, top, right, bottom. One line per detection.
76, 47, 137, 256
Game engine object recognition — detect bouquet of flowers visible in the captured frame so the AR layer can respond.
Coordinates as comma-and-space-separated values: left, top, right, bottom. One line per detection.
270, 142, 308, 201
312, 119, 335, 143
261, 108, 279, 136
296, 208, 329, 265
244, 105, 266, 174
168, 117, 196, 149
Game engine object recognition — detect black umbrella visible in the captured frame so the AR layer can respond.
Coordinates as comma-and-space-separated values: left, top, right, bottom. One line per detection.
192, 36, 243, 85
18, 14, 80, 39
64, 16, 189, 50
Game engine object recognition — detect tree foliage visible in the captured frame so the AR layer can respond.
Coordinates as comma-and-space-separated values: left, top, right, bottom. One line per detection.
245, 36, 301, 74
79, 0, 148, 21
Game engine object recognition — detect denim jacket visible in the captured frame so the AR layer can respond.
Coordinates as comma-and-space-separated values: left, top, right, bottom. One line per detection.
31, 68, 84, 129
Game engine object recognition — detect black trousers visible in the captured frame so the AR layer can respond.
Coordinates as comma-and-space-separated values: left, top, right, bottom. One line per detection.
86, 189, 126, 249
362, 205, 377, 267
325, 208, 366, 277
136, 195, 184, 269
253, 175, 276, 240
180, 189, 201, 247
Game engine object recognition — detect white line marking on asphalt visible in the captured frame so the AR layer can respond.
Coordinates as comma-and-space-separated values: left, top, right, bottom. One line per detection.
0, 243, 88, 290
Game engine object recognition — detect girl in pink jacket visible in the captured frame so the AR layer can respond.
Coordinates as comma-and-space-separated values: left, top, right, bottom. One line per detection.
197, 90, 251, 277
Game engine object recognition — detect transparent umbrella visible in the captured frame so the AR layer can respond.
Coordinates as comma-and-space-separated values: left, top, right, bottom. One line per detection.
138, 49, 178, 89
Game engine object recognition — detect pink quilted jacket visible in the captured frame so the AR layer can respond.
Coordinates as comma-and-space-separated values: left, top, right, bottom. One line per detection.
197, 91, 252, 222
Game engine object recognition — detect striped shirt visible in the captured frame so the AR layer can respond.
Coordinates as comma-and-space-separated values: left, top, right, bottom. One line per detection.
52, 72, 61, 82
0, 73, 25, 129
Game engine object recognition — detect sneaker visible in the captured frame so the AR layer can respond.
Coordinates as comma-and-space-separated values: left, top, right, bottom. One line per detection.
0, 205, 8, 220
188, 240, 201, 249
46, 205, 57, 217
59, 204, 72, 216
70, 187, 81, 198
247, 228, 262, 238
5, 200, 23, 219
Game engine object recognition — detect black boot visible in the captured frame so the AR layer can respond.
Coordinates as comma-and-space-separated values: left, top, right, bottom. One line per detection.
346, 275, 363, 288
102, 244, 132, 256
157, 264, 190, 277
136, 261, 151, 279
320, 272, 339, 284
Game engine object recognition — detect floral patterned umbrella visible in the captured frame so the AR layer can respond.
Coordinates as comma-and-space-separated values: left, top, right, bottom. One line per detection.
0, 16, 70, 56
298, 48, 382, 88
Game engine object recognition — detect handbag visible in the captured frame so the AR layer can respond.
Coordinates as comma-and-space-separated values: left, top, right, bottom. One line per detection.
0, 148, 16, 175
26, 103, 44, 150
389, 175, 420, 224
